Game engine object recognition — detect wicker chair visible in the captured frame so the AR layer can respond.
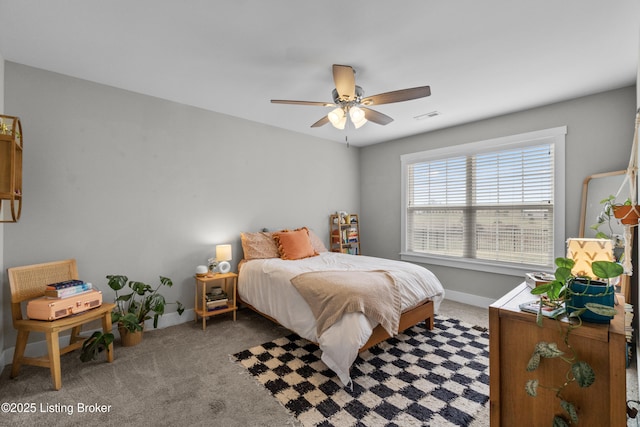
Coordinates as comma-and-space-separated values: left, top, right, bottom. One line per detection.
7, 259, 115, 390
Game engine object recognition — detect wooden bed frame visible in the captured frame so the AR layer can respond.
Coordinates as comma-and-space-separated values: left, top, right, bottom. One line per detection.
238, 295, 435, 352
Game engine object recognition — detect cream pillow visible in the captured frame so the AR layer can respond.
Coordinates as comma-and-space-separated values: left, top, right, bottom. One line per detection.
308, 229, 328, 253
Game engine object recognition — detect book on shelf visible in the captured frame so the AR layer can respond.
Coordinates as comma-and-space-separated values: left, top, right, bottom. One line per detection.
207, 301, 228, 311
625, 303, 634, 343
44, 282, 93, 298
206, 291, 227, 302
45, 279, 85, 290
519, 299, 565, 318
206, 298, 228, 307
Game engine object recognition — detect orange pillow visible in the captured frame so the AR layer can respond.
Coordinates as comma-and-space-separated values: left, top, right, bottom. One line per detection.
273, 228, 318, 260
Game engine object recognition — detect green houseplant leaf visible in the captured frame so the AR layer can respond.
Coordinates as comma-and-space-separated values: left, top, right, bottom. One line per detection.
80, 331, 114, 362
527, 353, 541, 371
560, 400, 579, 423
591, 260, 624, 279
572, 361, 595, 388
535, 342, 564, 359
552, 415, 570, 427
525, 379, 538, 397
584, 302, 617, 317
108, 274, 185, 334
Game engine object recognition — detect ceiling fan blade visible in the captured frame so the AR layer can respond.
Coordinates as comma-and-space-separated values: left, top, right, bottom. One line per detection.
361, 86, 431, 106
362, 107, 394, 125
311, 115, 330, 128
271, 100, 335, 107
333, 64, 356, 101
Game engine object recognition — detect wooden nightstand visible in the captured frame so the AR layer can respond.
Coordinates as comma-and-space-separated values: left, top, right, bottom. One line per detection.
194, 272, 238, 330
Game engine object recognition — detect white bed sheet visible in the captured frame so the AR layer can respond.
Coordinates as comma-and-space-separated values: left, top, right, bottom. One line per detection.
238, 252, 445, 386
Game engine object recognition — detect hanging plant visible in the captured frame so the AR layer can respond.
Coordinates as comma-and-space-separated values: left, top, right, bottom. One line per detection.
612, 202, 640, 225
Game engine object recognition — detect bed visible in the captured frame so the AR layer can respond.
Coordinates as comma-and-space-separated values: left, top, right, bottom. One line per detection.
237, 228, 445, 386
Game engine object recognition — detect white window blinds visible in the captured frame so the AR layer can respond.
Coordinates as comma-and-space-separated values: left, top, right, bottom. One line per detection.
402, 127, 565, 272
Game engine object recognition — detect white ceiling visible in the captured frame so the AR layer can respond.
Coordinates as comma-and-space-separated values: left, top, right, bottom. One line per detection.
0, 1, 638, 147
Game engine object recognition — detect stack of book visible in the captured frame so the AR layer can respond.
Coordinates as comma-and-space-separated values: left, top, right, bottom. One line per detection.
44, 279, 92, 298
519, 299, 565, 318
625, 303, 634, 342
206, 286, 228, 311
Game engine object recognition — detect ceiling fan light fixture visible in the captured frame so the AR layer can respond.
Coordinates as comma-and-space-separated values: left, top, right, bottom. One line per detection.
349, 106, 365, 121
352, 117, 367, 129
349, 106, 367, 129
328, 107, 346, 129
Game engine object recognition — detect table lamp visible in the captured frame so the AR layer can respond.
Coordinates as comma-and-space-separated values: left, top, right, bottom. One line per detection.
566, 238, 614, 278
214, 244, 232, 274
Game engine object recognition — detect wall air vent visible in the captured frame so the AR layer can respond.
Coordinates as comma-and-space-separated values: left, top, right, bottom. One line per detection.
414, 111, 441, 120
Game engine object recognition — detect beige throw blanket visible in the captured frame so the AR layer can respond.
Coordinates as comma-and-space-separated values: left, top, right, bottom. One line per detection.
290, 270, 401, 338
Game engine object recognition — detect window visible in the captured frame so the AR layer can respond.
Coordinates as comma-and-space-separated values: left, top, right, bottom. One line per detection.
401, 127, 566, 276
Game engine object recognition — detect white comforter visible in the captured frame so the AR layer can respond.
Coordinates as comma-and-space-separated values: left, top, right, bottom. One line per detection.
238, 252, 445, 386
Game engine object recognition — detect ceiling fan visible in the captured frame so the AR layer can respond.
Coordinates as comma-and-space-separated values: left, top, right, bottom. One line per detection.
271, 64, 431, 130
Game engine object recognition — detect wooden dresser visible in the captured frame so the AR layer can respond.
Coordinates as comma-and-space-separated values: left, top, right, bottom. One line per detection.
489, 283, 626, 426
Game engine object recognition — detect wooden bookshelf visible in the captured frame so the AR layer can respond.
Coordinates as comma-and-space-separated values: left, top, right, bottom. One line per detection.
330, 213, 360, 255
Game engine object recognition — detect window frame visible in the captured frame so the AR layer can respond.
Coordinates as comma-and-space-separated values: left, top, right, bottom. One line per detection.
400, 126, 566, 276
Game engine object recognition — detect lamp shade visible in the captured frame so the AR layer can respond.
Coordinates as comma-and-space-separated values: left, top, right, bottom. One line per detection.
566, 238, 613, 278
328, 107, 346, 129
216, 244, 232, 262
349, 106, 367, 129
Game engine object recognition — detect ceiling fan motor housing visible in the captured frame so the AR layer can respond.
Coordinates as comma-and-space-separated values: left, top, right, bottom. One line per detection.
332, 86, 364, 105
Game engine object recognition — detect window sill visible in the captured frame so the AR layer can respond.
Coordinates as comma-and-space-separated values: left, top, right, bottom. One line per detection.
399, 252, 552, 277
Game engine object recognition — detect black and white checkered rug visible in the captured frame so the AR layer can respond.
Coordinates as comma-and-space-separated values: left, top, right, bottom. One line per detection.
232, 316, 489, 427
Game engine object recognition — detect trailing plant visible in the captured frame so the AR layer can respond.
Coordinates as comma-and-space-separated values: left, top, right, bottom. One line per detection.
108, 275, 185, 332
525, 257, 622, 426
590, 195, 625, 255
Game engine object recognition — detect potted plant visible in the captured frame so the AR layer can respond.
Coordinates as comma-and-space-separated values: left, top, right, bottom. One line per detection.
107, 274, 185, 346
525, 257, 622, 426
595, 194, 640, 226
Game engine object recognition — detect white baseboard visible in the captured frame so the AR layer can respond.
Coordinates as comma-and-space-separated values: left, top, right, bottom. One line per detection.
443, 289, 496, 308
1, 309, 196, 367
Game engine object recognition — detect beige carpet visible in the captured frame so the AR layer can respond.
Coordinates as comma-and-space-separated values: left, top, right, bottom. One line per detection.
0, 300, 489, 426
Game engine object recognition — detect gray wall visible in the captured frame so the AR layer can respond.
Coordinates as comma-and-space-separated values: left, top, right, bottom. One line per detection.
360, 86, 637, 302
2, 60, 636, 355
2, 62, 360, 352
